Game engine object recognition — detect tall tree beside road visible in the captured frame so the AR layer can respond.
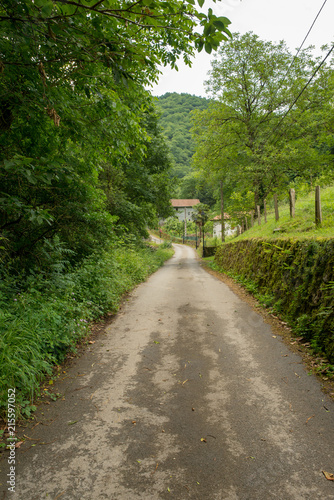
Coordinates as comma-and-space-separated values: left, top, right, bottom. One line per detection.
192, 32, 334, 210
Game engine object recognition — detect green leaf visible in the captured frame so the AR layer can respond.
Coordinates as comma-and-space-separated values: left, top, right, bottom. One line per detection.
197, 40, 204, 53
186, 0, 196, 4
218, 16, 232, 26
224, 27, 233, 38
205, 42, 212, 54
204, 23, 214, 36
213, 20, 226, 31
198, 0, 205, 7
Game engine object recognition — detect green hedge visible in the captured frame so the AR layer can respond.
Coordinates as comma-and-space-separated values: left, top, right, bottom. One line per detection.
214, 238, 334, 362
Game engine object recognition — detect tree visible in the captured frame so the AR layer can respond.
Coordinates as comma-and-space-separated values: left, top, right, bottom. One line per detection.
191, 102, 237, 240
163, 216, 184, 237
193, 32, 334, 213
99, 102, 175, 238
0, 0, 231, 88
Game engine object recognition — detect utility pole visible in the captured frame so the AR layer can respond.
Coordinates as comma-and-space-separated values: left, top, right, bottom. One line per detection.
202, 217, 205, 257
220, 180, 225, 242
184, 206, 187, 238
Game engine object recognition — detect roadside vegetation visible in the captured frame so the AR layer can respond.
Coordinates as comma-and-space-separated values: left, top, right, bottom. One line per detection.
235, 184, 334, 241
207, 185, 334, 368
189, 183, 334, 244
0, 242, 173, 420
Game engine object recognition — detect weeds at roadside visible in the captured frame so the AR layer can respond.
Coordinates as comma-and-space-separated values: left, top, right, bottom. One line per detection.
0, 242, 174, 422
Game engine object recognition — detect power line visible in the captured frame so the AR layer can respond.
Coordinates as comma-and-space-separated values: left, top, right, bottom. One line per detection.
257, 0, 330, 137
287, 0, 328, 73
270, 42, 334, 144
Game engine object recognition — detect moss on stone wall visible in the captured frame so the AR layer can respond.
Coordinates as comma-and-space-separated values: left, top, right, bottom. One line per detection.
214, 238, 334, 362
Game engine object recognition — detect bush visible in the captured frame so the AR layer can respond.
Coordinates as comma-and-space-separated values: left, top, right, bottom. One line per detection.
0, 243, 173, 419
160, 240, 173, 249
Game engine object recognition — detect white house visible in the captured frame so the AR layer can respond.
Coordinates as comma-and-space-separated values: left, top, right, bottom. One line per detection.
212, 214, 237, 238
170, 199, 200, 222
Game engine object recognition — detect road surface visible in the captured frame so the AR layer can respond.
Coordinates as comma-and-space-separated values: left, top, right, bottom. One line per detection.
1, 244, 334, 499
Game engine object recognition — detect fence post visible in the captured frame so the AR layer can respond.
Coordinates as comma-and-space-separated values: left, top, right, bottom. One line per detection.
220, 180, 225, 243
257, 205, 261, 225
251, 212, 254, 227
274, 194, 279, 222
315, 185, 322, 226
264, 199, 267, 223
245, 216, 248, 231
289, 188, 295, 218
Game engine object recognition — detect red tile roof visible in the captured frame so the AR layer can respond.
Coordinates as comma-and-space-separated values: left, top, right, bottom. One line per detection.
170, 199, 200, 208
212, 214, 231, 220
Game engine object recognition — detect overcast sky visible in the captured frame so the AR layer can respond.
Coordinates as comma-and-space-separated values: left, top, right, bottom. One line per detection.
148, 0, 334, 98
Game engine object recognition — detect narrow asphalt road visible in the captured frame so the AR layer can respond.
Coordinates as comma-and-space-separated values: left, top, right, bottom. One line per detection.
1, 244, 334, 500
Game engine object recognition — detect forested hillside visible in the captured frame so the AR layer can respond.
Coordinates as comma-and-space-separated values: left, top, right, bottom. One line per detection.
156, 93, 217, 205
156, 93, 209, 179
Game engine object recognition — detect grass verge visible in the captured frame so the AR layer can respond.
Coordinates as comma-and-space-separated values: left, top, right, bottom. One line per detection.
236, 184, 334, 241
0, 242, 174, 422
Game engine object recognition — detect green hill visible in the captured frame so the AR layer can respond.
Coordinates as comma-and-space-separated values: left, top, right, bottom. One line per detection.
155, 92, 210, 179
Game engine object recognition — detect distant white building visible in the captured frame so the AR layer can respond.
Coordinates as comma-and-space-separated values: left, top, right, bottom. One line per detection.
170, 199, 200, 222
212, 214, 237, 238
